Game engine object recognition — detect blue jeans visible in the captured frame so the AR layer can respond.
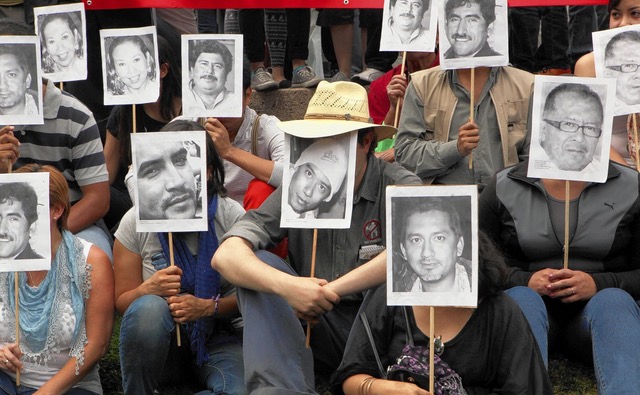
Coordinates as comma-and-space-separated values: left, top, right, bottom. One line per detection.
238, 251, 353, 395
506, 286, 640, 394
0, 370, 97, 395
119, 294, 246, 395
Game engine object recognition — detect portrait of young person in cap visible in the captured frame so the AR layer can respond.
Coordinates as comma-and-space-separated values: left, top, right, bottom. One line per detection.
281, 133, 356, 228
213, 81, 421, 394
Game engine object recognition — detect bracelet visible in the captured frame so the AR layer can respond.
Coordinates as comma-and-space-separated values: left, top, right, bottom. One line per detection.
358, 377, 377, 395
213, 294, 220, 316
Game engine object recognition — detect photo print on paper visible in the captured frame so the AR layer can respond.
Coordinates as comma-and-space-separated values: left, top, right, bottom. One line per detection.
438, 0, 509, 70
0, 172, 51, 272
280, 131, 357, 229
380, 0, 438, 52
182, 34, 243, 118
527, 75, 616, 183
0, 36, 44, 126
132, 130, 208, 233
34, 3, 87, 82
100, 26, 160, 106
386, 185, 478, 307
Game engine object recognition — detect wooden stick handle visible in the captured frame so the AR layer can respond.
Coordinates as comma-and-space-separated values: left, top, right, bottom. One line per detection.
132, 104, 137, 134
563, 181, 570, 269
168, 232, 182, 346
429, 306, 435, 394
393, 51, 408, 128
633, 113, 639, 171
468, 68, 475, 171
14, 272, 20, 385
305, 229, 319, 348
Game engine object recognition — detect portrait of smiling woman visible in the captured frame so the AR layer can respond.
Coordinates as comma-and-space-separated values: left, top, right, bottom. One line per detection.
101, 27, 160, 105
36, 9, 86, 81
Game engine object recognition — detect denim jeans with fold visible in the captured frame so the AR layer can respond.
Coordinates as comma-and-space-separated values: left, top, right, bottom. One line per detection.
119, 294, 246, 395
506, 286, 640, 394
0, 370, 97, 395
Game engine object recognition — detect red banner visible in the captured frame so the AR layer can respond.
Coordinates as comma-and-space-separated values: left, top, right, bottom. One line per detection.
82, 0, 608, 10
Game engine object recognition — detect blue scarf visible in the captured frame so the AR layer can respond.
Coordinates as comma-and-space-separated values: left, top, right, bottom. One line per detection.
158, 194, 220, 366
7, 230, 89, 371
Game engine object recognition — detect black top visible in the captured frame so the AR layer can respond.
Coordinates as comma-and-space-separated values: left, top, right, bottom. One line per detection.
332, 285, 552, 394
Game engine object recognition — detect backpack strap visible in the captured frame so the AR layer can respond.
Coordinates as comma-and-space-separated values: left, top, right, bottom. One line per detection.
251, 114, 262, 156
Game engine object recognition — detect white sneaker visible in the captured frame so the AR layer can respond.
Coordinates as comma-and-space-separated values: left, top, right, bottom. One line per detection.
351, 68, 384, 86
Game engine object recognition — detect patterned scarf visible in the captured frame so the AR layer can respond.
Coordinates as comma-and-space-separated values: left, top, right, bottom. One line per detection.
158, 194, 220, 366
5, 230, 90, 374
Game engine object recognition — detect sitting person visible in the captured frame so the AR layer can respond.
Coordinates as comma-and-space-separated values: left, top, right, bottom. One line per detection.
114, 120, 246, 395
480, 157, 640, 394
0, 19, 112, 262
212, 81, 421, 394
0, 164, 114, 394
334, 233, 551, 394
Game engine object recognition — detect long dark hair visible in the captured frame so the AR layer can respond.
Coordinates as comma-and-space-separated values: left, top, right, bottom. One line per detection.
117, 35, 182, 168
160, 120, 227, 200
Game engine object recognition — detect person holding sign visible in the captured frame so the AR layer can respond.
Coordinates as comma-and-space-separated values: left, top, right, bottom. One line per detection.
212, 81, 421, 394
480, 159, 640, 393
115, 121, 246, 395
0, 164, 113, 395
395, 63, 533, 190
336, 234, 551, 394
0, 182, 43, 260
0, 19, 112, 263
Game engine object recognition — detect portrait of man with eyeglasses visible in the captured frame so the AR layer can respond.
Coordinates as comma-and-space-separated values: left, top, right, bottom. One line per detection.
604, 30, 640, 107
528, 77, 616, 183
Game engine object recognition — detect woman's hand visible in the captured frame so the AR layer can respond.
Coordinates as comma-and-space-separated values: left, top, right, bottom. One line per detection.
370, 379, 431, 394
0, 343, 23, 373
547, 269, 597, 302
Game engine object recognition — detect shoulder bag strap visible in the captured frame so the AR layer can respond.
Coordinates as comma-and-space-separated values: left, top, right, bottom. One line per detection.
251, 114, 262, 156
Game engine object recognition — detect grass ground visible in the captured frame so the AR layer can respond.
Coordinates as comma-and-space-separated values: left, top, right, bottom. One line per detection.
100, 316, 598, 394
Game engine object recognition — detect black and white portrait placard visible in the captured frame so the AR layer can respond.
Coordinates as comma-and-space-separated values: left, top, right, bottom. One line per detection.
386, 185, 478, 307
100, 26, 159, 106
380, 0, 438, 52
34, 3, 87, 82
182, 34, 243, 118
438, 0, 509, 70
527, 75, 616, 183
0, 36, 44, 126
131, 131, 208, 233
0, 172, 51, 272
593, 25, 640, 116
281, 131, 357, 229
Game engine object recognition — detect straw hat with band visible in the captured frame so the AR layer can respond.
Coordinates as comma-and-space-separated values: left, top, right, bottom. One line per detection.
278, 81, 396, 141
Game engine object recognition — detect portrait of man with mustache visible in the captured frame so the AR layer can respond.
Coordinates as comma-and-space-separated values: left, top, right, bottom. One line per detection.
443, 0, 501, 59
184, 38, 239, 116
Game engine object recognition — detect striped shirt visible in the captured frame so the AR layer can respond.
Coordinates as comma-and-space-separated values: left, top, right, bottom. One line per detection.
13, 79, 108, 203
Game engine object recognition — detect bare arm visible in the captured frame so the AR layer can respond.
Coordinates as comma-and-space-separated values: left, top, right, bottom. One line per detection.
574, 52, 596, 77
103, 132, 121, 186
326, 250, 387, 297
35, 246, 114, 395
206, 118, 275, 183
212, 236, 340, 317
343, 374, 430, 395
113, 239, 181, 315
67, 182, 110, 233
